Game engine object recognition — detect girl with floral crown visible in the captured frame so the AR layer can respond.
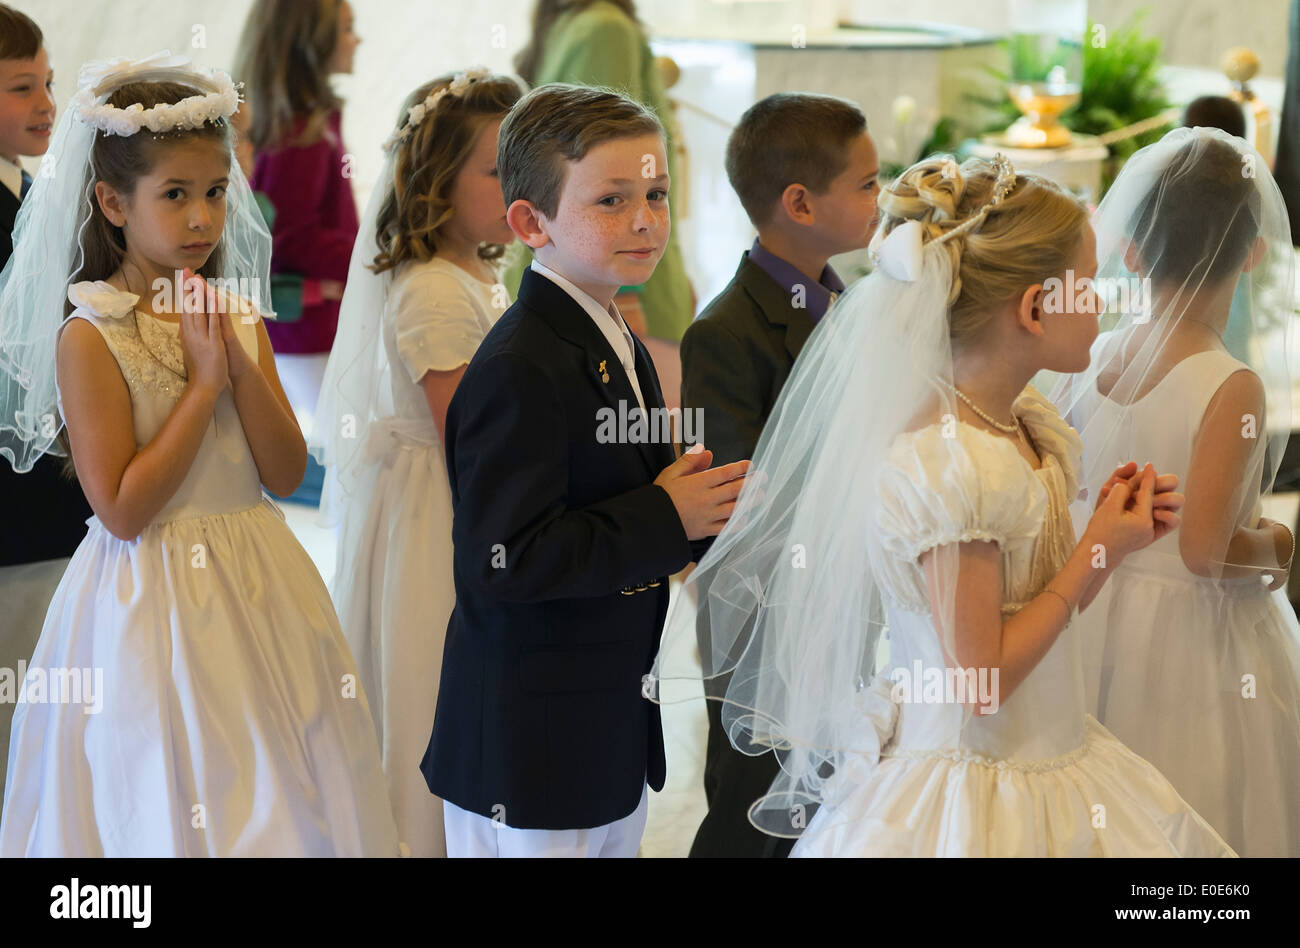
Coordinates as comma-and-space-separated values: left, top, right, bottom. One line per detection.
0, 53, 400, 857
311, 69, 523, 857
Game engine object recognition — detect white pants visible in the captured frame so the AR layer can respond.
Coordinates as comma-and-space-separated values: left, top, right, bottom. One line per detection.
443, 785, 648, 858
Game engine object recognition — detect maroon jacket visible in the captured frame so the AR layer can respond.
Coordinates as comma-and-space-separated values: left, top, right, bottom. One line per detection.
251, 109, 358, 354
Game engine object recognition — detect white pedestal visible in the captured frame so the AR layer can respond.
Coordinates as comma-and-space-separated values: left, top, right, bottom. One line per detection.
967, 135, 1110, 203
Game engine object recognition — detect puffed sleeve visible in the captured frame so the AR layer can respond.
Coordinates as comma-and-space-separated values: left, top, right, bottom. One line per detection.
874, 425, 1048, 565
390, 267, 491, 384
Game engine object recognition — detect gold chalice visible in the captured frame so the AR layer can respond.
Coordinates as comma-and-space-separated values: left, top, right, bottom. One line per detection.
1004, 80, 1081, 148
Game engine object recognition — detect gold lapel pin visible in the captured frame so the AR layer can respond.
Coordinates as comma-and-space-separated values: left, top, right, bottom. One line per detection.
598, 359, 610, 384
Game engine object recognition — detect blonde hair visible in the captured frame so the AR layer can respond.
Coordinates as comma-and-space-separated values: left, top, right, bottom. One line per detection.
371, 73, 524, 275
877, 155, 1089, 346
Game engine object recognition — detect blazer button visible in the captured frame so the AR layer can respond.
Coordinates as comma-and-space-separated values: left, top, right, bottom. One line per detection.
647, 580, 661, 588
635, 583, 648, 593
620, 587, 635, 596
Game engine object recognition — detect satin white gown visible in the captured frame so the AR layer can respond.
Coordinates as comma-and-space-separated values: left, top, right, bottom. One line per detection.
330, 257, 505, 857
0, 282, 401, 857
793, 387, 1236, 857
1071, 350, 1300, 856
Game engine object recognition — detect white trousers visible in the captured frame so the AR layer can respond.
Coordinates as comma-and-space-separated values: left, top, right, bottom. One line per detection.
443, 784, 648, 858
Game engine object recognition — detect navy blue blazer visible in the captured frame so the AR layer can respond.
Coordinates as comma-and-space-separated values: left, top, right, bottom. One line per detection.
421, 266, 695, 830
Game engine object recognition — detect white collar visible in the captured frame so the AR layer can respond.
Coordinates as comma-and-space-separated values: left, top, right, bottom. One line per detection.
0, 155, 24, 201
529, 258, 633, 346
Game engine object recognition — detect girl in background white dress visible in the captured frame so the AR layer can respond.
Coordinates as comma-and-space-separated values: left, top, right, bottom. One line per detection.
1060, 128, 1300, 856
648, 154, 1235, 856
311, 70, 522, 857
0, 54, 399, 857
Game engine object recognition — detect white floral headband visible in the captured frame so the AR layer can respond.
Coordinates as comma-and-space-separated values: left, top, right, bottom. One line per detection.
382, 66, 493, 154
871, 153, 1019, 282
71, 51, 241, 138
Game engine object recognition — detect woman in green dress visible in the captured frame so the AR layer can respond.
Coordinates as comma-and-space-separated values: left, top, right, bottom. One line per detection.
511, 0, 694, 407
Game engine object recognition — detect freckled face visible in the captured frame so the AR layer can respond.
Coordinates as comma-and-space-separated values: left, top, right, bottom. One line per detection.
535, 133, 670, 298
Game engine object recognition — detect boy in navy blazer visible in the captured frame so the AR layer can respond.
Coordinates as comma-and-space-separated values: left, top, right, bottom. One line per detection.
421, 83, 748, 857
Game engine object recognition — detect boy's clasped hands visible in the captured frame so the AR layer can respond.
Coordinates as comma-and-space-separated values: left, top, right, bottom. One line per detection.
654, 444, 753, 541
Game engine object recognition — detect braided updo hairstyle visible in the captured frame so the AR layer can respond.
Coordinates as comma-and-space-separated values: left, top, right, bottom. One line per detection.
875, 155, 1089, 346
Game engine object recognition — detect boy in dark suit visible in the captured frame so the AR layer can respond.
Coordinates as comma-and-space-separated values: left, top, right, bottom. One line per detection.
0, 5, 94, 800
682, 92, 880, 857
421, 83, 748, 857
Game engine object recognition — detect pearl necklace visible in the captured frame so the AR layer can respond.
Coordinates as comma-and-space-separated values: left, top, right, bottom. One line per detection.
951, 385, 1028, 447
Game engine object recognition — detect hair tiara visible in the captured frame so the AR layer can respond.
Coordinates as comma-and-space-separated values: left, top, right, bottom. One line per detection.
71, 51, 240, 138
382, 66, 493, 154
870, 153, 1020, 282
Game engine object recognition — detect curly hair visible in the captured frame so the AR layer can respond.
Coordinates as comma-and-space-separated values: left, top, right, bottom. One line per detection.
370, 73, 524, 275
875, 155, 1089, 346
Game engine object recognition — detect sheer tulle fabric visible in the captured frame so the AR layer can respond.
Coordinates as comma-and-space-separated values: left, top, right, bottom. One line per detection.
1050, 128, 1300, 854
0, 55, 272, 475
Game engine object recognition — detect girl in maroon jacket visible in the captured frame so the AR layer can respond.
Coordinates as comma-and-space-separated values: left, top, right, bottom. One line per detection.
234, 0, 361, 452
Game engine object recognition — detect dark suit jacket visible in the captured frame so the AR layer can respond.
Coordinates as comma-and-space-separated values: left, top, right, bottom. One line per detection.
681, 252, 817, 470
0, 177, 94, 567
679, 251, 820, 857
421, 267, 694, 830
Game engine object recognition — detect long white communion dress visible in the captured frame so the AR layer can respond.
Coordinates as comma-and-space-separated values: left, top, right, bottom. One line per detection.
0, 282, 401, 857
330, 256, 505, 857
1071, 350, 1300, 856
792, 387, 1236, 856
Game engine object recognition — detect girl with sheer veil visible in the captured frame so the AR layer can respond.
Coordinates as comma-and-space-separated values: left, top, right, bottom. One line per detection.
647, 153, 1235, 856
309, 70, 521, 857
0, 54, 399, 856
1054, 127, 1300, 856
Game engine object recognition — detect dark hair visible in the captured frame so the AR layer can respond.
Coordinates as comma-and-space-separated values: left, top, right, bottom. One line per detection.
498, 82, 663, 219
1129, 136, 1261, 289
68, 80, 233, 313
514, 0, 641, 87
725, 92, 868, 228
1184, 96, 1247, 139
372, 74, 524, 274
0, 3, 42, 61
233, 0, 346, 149
57, 81, 233, 475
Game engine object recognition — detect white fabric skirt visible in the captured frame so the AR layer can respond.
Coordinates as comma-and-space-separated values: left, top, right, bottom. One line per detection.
0, 499, 400, 857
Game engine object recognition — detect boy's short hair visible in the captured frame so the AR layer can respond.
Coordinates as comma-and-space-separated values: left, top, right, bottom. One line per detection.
0, 4, 42, 61
1184, 95, 1247, 139
726, 92, 868, 228
498, 82, 664, 219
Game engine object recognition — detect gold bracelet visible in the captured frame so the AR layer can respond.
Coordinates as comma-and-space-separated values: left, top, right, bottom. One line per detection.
1277, 522, 1295, 570
1041, 587, 1073, 619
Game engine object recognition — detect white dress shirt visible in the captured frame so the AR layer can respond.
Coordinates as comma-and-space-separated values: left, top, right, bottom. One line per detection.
529, 258, 647, 416
0, 156, 24, 201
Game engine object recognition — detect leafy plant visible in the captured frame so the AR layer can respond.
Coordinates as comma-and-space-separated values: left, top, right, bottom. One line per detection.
963, 10, 1172, 194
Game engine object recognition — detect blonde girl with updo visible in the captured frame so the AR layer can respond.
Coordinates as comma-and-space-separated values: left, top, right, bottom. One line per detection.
312, 70, 524, 858
649, 152, 1236, 856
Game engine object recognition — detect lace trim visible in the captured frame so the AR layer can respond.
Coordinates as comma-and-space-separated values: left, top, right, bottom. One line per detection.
92, 313, 187, 401
883, 734, 1090, 774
